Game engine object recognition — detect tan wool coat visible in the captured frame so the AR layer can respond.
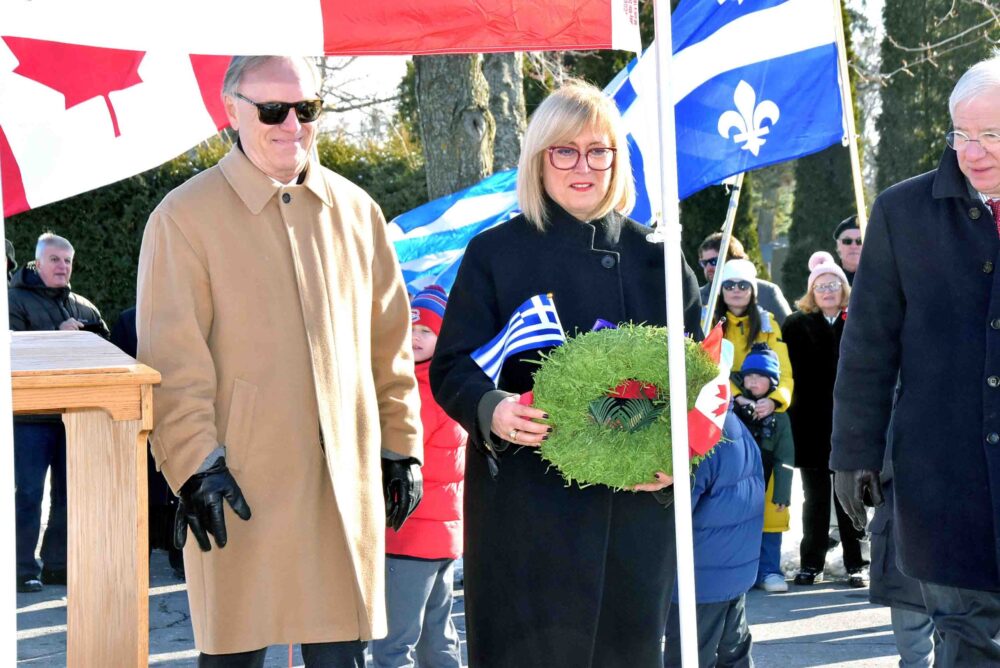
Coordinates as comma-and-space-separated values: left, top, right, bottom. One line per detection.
136, 147, 422, 654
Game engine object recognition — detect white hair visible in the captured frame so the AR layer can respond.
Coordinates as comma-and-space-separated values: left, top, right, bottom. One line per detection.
949, 50, 1000, 119
222, 56, 321, 97
35, 232, 73, 260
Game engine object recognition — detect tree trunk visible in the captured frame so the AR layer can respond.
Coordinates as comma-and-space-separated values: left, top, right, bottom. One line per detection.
414, 55, 495, 199
482, 53, 527, 172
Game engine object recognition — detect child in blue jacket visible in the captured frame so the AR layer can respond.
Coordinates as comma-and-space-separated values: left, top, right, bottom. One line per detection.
664, 410, 765, 667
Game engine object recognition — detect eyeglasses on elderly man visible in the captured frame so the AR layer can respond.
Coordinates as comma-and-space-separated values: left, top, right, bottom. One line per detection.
945, 130, 1000, 151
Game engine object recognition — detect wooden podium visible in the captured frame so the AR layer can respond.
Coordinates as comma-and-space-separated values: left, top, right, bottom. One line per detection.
11, 330, 160, 666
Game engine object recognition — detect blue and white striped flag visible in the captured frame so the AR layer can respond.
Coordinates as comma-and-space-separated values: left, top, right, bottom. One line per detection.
389, 0, 845, 292
471, 294, 566, 386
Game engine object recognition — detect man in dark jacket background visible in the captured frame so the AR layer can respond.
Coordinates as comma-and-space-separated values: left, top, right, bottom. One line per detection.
831, 54, 1000, 665
9, 232, 108, 593
832, 216, 862, 286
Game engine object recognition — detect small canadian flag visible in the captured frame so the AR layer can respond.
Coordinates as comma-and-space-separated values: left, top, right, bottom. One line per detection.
687, 323, 733, 457
0, 36, 230, 217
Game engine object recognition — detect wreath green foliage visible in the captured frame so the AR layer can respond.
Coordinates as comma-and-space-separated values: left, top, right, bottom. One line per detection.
531, 324, 718, 489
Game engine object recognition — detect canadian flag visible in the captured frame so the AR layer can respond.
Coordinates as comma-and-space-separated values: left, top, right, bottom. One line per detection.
1, 1, 639, 217
687, 323, 733, 457
4, 1, 640, 56
0, 37, 230, 217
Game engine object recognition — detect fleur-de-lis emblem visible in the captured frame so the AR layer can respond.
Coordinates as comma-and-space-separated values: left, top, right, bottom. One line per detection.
717, 80, 780, 156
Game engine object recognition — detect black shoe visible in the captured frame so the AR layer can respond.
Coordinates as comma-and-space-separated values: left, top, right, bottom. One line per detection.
41, 568, 67, 586
847, 567, 869, 588
794, 568, 824, 586
17, 576, 43, 593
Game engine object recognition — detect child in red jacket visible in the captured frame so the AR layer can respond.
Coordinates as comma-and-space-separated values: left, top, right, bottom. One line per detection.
372, 285, 468, 668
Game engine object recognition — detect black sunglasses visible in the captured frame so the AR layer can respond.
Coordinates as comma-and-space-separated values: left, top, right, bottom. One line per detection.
234, 92, 323, 125
838, 237, 863, 246
699, 256, 719, 268
722, 280, 753, 292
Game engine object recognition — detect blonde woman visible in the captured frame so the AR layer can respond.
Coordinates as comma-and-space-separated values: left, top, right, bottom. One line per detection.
430, 81, 703, 667
783, 251, 869, 588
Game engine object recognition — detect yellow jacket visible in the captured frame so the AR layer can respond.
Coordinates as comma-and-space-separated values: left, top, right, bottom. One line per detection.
724, 308, 794, 411
724, 307, 794, 532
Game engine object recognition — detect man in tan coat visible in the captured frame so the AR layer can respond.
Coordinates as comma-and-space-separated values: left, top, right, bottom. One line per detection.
137, 56, 423, 667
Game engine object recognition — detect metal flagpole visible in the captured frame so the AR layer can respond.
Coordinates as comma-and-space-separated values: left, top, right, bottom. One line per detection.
652, 2, 698, 665
700, 173, 745, 336
0, 161, 18, 665
831, 0, 868, 236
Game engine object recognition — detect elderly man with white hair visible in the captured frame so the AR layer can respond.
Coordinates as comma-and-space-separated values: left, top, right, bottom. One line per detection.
9, 232, 108, 594
831, 52, 1000, 665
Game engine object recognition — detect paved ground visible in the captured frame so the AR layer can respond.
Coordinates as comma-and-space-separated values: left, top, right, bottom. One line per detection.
16, 474, 904, 666
16, 555, 899, 667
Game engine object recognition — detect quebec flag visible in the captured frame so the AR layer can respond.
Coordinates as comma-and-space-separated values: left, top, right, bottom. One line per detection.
389, 0, 845, 293
672, 0, 845, 197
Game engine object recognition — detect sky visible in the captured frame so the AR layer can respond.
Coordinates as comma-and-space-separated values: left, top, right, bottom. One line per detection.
322, 56, 409, 137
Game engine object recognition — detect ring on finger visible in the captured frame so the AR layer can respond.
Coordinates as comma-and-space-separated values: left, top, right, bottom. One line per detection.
509, 428, 519, 441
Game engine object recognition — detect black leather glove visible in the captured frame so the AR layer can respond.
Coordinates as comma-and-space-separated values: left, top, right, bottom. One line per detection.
382, 457, 423, 531
833, 469, 884, 533
174, 457, 252, 551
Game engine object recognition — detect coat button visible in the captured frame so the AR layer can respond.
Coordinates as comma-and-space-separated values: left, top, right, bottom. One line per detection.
985, 262, 995, 274
993, 319, 1000, 330
989, 432, 1000, 445
989, 376, 1000, 388
970, 207, 982, 220
282, 193, 292, 204
601, 255, 617, 269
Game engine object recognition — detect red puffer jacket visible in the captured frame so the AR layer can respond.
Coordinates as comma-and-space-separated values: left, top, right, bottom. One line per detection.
385, 360, 467, 559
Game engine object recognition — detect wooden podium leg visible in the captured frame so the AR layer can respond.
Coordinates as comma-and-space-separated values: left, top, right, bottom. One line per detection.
63, 408, 149, 667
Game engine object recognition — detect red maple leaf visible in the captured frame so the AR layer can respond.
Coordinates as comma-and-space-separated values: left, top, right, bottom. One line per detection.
3, 36, 146, 138
711, 383, 728, 417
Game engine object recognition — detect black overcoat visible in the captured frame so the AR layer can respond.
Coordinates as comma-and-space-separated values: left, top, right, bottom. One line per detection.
831, 148, 1000, 591
431, 204, 702, 667
783, 309, 845, 469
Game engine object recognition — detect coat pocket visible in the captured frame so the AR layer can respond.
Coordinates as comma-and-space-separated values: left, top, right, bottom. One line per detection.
223, 378, 257, 472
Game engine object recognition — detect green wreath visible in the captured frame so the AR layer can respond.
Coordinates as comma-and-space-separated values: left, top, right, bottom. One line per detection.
531, 324, 718, 490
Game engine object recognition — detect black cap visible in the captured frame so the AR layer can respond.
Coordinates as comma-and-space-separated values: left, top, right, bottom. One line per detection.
833, 215, 859, 242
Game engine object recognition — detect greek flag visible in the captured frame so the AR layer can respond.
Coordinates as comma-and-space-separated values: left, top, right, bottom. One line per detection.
389, 0, 844, 291
471, 294, 566, 386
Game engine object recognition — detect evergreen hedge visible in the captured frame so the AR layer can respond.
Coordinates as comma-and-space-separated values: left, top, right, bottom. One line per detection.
6, 133, 426, 329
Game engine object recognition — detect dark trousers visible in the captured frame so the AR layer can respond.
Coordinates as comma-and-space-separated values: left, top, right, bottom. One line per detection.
198, 640, 368, 667
919, 581, 1000, 667
14, 422, 67, 578
664, 594, 753, 667
799, 468, 867, 572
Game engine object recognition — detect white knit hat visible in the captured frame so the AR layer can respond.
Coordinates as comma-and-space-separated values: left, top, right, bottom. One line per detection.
806, 251, 849, 293
720, 259, 758, 294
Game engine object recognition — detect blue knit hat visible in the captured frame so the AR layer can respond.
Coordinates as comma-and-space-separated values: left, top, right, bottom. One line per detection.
740, 343, 780, 384
411, 285, 448, 335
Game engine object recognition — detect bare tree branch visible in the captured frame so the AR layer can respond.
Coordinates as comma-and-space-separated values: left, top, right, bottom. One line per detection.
849, 0, 998, 85
324, 94, 401, 114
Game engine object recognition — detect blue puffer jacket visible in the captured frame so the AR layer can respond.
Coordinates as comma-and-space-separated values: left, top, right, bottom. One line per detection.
673, 410, 765, 604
